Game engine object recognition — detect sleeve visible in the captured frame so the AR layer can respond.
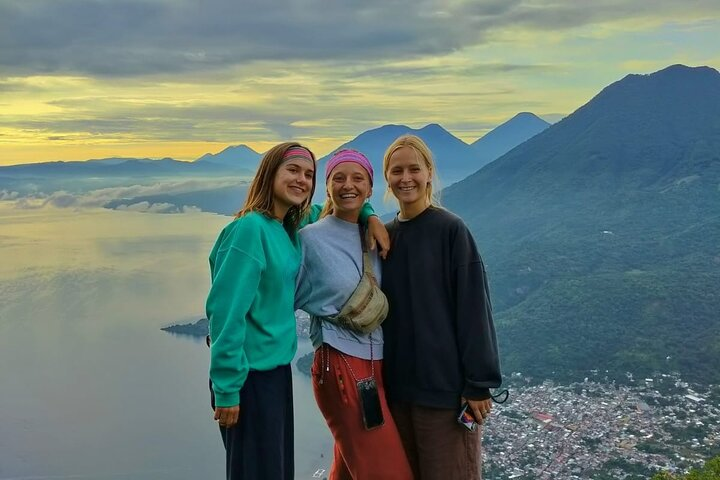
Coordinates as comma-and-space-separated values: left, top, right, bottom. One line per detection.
205, 221, 265, 408
452, 223, 502, 400
294, 237, 315, 311
299, 204, 324, 229
358, 201, 376, 224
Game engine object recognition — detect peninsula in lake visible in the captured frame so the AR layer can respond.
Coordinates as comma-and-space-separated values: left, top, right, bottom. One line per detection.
161, 318, 209, 336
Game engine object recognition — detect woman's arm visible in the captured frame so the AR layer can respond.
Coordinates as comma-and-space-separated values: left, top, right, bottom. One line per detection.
206, 220, 265, 411
359, 202, 390, 257
298, 204, 324, 230
452, 223, 502, 401
368, 215, 390, 258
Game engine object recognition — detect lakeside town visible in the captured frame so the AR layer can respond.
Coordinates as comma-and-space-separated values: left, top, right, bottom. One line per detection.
482, 372, 720, 479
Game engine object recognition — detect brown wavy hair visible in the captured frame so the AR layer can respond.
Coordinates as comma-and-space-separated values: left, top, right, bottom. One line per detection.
236, 142, 317, 236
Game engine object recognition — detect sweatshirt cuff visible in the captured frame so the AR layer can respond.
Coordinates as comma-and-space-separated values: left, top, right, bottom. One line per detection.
358, 202, 376, 224
462, 385, 491, 401
213, 390, 240, 408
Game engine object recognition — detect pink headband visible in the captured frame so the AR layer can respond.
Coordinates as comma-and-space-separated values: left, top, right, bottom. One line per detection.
282, 147, 314, 164
325, 149, 374, 185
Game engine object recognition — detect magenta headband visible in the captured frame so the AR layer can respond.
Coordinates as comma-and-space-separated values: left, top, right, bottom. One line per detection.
282, 147, 314, 164
325, 149, 374, 185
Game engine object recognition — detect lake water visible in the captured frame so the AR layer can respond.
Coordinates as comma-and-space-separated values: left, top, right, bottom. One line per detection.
0, 204, 333, 479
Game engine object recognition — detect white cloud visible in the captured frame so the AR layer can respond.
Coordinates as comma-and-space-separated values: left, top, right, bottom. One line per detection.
115, 201, 151, 212
181, 205, 203, 214
0, 190, 20, 200
145, 202, 177, 213
75, 178, 240, 205
115, 201, 178, 213
7, 178, 239, 213
14, 197, 45, 209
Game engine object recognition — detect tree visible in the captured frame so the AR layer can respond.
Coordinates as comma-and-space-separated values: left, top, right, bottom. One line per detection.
652, 456, 720, 479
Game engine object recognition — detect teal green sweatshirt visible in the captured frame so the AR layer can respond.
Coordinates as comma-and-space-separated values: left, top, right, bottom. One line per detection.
206, 211, 303, 407
207, 204, 374, 407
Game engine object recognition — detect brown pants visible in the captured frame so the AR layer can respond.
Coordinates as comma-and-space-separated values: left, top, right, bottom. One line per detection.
390, 401, 482, 480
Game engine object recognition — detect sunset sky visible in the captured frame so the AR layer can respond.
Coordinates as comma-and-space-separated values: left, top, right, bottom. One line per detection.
1, 0, 719, 166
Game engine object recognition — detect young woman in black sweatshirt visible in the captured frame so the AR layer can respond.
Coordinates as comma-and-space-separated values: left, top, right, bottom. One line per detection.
381, 134, 503, 480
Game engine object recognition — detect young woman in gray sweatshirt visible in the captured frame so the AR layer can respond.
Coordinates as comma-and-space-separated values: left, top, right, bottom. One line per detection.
295, 149, 412, 480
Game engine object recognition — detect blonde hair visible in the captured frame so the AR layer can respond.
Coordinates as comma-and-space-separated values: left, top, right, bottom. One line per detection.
319, 181, 334, 219
382, 134, 440, 206
236, 142, 317, 236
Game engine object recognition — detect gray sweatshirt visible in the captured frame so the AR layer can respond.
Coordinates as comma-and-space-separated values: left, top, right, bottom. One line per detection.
295, 215, 383, 360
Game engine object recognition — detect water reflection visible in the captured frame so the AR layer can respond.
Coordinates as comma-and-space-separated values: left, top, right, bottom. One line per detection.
0, 204, 331, 479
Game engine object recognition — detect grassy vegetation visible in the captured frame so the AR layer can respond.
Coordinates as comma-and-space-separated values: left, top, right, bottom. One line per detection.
652, 456, 720, 480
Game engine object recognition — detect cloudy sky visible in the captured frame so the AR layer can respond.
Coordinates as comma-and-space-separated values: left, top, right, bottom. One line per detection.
1, 0, 719, 165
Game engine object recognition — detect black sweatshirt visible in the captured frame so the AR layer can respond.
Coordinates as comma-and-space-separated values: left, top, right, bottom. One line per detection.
382, 206, 502, 409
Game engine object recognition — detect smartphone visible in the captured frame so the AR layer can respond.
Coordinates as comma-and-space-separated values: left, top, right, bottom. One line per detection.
357, 377, 384, 430
457, 402, 478, 432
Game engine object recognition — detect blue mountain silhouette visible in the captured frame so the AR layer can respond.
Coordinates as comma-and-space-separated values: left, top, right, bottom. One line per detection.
194, 145, 261, 170
471, 112, 549, 167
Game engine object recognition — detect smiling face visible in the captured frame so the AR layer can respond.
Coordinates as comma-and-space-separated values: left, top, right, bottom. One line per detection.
386, 145, 432, 212
271, 159, 315, 218
327, 162, 372, 222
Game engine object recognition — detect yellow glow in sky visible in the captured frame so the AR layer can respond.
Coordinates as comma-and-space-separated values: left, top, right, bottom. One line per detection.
1, 3, 719, 165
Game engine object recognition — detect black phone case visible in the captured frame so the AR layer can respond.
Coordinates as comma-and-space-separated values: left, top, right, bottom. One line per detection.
357, 377, 384, 430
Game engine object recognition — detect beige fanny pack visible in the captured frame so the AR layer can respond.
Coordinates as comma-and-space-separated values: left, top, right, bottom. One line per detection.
323, 224, 389, 334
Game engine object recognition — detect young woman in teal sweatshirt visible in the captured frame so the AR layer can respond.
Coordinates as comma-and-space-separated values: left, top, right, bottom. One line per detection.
206, 142, 317, 480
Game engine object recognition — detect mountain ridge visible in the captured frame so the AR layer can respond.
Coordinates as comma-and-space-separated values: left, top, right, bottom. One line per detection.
443, 64, 720, 383
470, 112, 550, 167
195, 144, 261, 170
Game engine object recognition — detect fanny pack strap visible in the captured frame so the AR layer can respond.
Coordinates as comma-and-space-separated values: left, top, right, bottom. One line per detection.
336, 334, 374, 382
319, 222, 383, 332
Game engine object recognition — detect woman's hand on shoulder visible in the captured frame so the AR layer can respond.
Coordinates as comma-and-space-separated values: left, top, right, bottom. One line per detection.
368, 215, 390, 259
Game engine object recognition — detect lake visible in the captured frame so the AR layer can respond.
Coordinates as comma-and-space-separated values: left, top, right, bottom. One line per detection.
0, 204, 332, 479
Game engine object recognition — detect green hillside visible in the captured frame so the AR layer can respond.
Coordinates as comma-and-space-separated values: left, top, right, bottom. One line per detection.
443, 65, 720, 383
